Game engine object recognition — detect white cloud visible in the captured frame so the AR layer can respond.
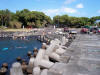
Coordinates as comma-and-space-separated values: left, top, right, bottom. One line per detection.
31, 9, 37, 11
42, 9, 60, 16
76, 3, 84, 8
64, 0, 76, 4
98, 10, 100, 13
41, 7, 77, 17
63, 7, 77, 13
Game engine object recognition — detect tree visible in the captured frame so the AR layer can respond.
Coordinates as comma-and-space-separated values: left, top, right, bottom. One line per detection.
27, 22, 35, 27
89, 16, 100, 25
59, 15, 70, 27
9, 20, 22, 28
1, 9, 100, 28
35, 20, 41, 28
79, 17, 89, 25
0, 9, 11, 27
53, 15, 60, 27
99, 22, 100, 27
0, 9, 52, 28
53, 15, 98, 28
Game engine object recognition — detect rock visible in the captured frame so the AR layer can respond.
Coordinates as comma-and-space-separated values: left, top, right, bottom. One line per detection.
2, 63, 8, 69
0, 67, 7, 75
16, 57, 22, 62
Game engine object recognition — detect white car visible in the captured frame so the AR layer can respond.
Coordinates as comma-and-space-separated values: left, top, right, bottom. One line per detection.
69, 30, 77, 34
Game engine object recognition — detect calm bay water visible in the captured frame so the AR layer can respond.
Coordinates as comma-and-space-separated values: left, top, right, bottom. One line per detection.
0, 37, 42, 67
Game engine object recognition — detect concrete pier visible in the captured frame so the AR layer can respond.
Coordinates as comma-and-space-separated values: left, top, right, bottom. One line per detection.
7, 28, 100, 75
49, 34, 100, 75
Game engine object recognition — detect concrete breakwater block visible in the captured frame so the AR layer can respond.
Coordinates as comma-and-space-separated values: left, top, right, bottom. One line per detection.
33, 67, 41, 75
27, 65, 33, 74
60, 46, 68, 50
34, 49, 54, 69
61, 37, 68, 46
40, 69, 48, 75
55, 47, 66, 55
60, 56, 71, 63
34, 49, 46, 62
49, 62, 67, 75
39, 60, 54, 69
50, 39, 61, 45
48, 69, 62, 75
46, 43, 57, 55
50, 52, 61, 62
27, 57, 35, 74
29, 57, 35, 66
10, 62, 24, 75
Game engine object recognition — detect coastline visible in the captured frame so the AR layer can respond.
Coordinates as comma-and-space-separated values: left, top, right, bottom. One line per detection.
0, 28, 37, 32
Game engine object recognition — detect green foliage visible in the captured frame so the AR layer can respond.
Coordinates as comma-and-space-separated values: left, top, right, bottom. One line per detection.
53, 15, 100, 28
9, 20, 22, 28
99, 22, 100, 27
15, 9, 52, 28
35, 20, 41, 28
0, 9, 52, 28
0, 9, 11, 27
0, 9, 100, 28
96, 22, 100, 27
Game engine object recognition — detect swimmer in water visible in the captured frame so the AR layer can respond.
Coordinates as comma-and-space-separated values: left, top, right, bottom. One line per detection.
16, 46, 27, 49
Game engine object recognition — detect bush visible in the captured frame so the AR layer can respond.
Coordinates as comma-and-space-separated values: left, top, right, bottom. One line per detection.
9, 21, 22, 28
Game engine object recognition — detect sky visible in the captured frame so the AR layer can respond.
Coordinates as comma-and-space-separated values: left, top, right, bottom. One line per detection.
0, 0, 100, 18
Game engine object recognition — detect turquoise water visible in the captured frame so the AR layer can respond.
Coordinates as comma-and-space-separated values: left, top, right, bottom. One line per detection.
0, 37, 42, 67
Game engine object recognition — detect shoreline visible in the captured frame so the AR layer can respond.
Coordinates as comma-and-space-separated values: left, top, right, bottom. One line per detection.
0, 28, 38, 32
0, 28, 76, 75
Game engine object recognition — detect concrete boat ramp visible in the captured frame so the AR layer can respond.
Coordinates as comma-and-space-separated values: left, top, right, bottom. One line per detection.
49, 34, 100, 75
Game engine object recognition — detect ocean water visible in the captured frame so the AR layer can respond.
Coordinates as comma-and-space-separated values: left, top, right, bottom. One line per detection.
0, 37, 42, 68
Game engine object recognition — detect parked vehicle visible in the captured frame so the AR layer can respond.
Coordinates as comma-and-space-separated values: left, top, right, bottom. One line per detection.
97, 28, 100, 34
69, 30, 77, 34
81, 28, 89, 33
80, 26, 91, 34
90, 27, 98, 33
64, 27, 69, 32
